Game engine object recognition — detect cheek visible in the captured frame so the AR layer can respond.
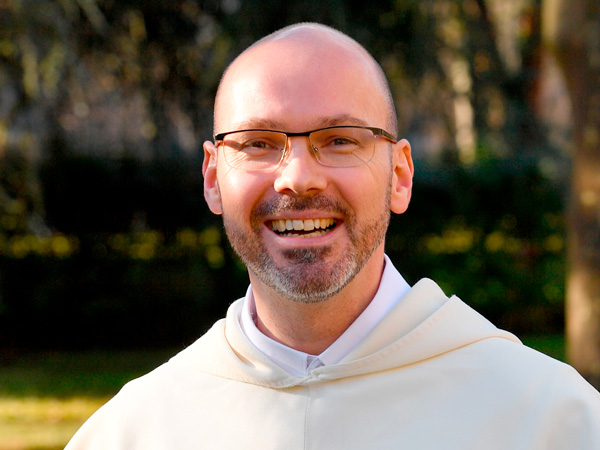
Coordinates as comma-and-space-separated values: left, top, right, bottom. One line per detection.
340, 166, 392, 213
217, 165, 270, 214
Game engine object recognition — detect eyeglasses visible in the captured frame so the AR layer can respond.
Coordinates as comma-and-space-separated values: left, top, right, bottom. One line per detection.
214, 125, 397, 171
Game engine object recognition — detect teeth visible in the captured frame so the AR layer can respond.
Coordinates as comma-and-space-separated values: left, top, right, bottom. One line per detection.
270, 218, 335, 233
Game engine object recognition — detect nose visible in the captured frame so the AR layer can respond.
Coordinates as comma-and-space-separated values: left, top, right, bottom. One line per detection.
273, 136, 328, 196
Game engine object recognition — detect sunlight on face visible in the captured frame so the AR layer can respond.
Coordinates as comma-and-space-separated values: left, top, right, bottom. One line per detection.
213, 26, 396, 302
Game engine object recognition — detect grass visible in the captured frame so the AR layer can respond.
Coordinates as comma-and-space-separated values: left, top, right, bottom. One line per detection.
0, 397, 107, 450
0, 336, 566, 450
0, 349, 174, 450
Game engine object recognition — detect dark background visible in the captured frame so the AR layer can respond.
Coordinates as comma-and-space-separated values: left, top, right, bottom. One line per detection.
0, 0, 571, 351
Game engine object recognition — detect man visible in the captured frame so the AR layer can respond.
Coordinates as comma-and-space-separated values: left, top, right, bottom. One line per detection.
66, 23, 600, 449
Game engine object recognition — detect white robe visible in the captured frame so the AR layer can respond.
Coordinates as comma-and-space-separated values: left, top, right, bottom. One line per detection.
66, 278, 600, 449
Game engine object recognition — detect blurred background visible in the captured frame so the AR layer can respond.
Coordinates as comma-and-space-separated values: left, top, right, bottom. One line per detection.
1, 0, 599, 448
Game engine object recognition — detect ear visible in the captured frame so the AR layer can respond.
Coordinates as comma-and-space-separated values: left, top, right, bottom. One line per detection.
202, 140, 223, 215
390, 139, 414, 215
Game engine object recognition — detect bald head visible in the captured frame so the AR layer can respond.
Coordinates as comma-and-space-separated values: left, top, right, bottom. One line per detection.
213, 23, 397, 135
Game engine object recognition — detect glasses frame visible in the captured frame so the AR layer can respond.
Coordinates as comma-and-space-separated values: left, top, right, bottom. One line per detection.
214, 125, 397, 170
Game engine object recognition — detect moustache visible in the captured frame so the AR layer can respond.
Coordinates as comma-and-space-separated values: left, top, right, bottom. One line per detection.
252, 195, 350, 221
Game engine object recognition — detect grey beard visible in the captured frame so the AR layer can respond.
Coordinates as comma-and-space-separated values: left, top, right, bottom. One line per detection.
222, 186, 391, 304
252, 246, 362, 304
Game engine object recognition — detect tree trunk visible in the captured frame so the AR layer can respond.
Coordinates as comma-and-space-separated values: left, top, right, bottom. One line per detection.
542, 0, 600, 388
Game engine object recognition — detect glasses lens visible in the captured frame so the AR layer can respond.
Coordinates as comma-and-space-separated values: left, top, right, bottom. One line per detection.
310, 127, 375, 167
221, 131, 286, 170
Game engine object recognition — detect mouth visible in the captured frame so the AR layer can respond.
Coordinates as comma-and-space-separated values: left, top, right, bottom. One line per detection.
269, 218, 338, 238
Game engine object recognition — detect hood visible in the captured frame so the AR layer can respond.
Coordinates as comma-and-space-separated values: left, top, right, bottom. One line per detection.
172, 278, 520, 388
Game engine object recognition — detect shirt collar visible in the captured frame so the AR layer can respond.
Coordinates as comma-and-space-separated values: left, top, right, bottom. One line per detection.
239, 255, 411, 376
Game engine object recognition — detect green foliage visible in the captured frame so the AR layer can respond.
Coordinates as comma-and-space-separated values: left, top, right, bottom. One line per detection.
0, 232, 77, 259
0, 0, 573, 348
0, 350, 172, 398
0, 235, 243, 350
387, 156, 566, 335
0, 154, 567, 349
522, 334, 565, 361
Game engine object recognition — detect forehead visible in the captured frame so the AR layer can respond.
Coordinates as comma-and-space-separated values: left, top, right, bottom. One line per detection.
215, 33, 389, 132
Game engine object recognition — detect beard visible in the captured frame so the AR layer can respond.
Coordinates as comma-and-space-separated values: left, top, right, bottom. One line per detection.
221, 185, 391, 304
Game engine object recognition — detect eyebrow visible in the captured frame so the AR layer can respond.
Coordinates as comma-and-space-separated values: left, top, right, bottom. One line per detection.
315, 115, 369, 128
227, 114, 369, 132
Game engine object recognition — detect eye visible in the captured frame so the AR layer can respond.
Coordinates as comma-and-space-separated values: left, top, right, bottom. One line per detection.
243, 139, 277, 149
319, 135, 360, 154
239, 135, 282, 157
330, 137, 354, 146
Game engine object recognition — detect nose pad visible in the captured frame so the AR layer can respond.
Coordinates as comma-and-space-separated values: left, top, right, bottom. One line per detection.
309, 144, 320, 160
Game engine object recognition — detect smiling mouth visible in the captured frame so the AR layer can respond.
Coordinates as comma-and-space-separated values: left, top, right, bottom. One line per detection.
269, 218, 337, 238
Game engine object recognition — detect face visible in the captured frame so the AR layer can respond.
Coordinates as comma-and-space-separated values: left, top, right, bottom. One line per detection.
203, 31, 413, 303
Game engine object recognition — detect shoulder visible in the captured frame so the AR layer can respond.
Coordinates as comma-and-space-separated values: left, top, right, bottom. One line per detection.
460, 336, 600, 433
65, 317, 233, 449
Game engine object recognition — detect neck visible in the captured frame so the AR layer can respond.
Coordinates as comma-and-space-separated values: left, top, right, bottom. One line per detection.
249, 251, 385, 355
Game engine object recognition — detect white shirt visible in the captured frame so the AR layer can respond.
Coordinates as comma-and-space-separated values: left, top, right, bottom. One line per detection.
240, 255, 411, 375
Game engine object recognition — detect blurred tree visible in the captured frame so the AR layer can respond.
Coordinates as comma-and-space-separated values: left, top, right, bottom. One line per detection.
542, 0, 600, 388
0, 0, 78, 236
0, 0, 232, 234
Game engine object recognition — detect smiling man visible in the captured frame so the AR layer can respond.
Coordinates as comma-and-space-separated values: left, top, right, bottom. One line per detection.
66, 23, 600, 450
202, 25, 413, 357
